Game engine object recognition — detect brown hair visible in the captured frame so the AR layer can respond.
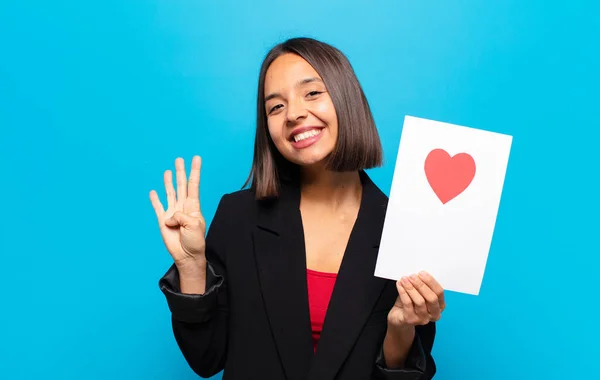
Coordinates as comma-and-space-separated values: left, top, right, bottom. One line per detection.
244, 37, 383, 199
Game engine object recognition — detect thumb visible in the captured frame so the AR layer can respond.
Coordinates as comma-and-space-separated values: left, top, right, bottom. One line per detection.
165, 211, 194, 228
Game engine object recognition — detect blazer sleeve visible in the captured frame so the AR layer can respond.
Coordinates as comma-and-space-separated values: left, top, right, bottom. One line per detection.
372, 322, 437, 380
158, 194, 231, 379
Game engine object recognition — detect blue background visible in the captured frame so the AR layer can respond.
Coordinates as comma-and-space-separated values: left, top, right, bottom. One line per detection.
1, 1, 598, 379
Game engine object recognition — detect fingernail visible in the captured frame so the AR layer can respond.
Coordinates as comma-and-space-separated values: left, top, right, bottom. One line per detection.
410, 274, 419, 281
418, 271, 429, 278
401, 276, 410, 285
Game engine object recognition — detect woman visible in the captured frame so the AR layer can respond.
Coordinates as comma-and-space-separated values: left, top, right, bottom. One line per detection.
150, 37, 446, 380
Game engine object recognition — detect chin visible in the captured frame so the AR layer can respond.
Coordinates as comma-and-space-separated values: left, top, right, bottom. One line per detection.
289, 152, 332, 168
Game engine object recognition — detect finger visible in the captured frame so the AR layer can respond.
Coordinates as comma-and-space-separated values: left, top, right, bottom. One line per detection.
165, 211, 196, 228
187, 156, 201, 203
164, 170, 176, 210
409, 274, 441, 320
149, 190, 165, 220
401, 276, 428, 319
395, 280, 414, 314
418, 271, 446, 312
175, 157, 188, 204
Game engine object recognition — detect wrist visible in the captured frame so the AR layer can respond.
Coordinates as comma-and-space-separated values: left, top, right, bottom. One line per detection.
176, 257, 206, 277
383, 324, 415, 369
176, 257, 208, 295
387, 321, 416, 338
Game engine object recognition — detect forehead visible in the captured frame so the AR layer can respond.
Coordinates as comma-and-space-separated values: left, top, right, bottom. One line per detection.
264, 53, 321, 90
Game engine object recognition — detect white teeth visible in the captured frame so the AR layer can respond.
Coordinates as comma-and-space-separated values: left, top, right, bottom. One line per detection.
293, 129, 321, 142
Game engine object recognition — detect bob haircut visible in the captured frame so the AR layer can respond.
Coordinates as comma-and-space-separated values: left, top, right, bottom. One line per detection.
244, 37, 383, 199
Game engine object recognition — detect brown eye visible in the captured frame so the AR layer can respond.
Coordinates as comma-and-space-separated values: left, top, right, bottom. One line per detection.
269, 104, 283, 114
307, 91, 322, 97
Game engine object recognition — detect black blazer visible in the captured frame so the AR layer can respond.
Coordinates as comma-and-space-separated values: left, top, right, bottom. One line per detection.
159, 171, 436, 380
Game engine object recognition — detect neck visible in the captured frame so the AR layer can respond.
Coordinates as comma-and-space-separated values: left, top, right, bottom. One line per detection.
299, 165, 362, 210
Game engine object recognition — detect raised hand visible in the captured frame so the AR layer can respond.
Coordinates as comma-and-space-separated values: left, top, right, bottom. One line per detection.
388, 271, 446, 327
150, 156, 207, 270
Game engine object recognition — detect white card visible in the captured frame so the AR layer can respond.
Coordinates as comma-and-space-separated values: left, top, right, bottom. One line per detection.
375, 115, 513, 295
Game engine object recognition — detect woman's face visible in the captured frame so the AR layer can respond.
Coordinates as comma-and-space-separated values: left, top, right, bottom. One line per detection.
264, 53, 338, 168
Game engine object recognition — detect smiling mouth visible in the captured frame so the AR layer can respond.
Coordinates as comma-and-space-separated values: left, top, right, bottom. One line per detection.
290, 128, 323, 142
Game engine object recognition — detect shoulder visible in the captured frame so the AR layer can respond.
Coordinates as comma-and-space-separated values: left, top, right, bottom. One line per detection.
212, 188, 259, 218
362, 172, 390, 209
220, 187, 256, 206
205, 189, 258, 242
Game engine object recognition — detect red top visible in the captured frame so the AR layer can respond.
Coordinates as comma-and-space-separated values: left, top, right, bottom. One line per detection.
306, 268, 338, 352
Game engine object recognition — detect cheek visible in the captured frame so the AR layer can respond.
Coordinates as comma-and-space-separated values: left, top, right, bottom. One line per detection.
267, 120, 284, 145
315, 99, 338, 125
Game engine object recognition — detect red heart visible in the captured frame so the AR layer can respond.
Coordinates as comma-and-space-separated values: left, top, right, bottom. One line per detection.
424, 149, 476, 204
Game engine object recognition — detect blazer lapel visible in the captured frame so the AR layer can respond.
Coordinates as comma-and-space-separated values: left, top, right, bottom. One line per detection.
252, 180, 313, 380
307, 171, 390, 380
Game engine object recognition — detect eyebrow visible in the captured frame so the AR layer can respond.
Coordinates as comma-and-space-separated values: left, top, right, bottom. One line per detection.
264, 77, 323, 102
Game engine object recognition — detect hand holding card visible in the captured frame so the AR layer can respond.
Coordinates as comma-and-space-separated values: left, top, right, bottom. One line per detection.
375, 116, 513, 295
387, 271, 446, 327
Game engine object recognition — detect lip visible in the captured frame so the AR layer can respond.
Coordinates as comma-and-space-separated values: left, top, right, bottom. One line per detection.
289, 126, 324, 141
290, 127, 324, 150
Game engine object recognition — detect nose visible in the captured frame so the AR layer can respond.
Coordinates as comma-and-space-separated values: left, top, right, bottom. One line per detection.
285, 96, 307, 124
